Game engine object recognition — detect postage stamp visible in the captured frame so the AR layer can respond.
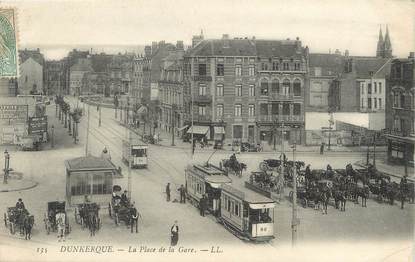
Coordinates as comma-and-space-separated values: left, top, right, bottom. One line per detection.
0, 8, 18, 78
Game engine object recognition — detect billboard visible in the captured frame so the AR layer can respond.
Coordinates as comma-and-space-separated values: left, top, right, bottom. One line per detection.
0, 104, 28, 121
28, 116, 48, 135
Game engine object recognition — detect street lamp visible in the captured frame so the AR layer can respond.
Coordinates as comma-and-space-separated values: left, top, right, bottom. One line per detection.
3, 149, 10, 184
51, 125, 55, 148
171, 104, 176, 146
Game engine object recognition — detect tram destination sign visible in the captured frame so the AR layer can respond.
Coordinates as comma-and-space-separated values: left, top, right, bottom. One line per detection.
28, 116, 48, 135
0, 105, 28, 120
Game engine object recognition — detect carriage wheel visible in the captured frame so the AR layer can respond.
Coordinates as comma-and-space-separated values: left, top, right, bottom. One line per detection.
3, 213, 7, 227
108, 203, 112, 218
10, 223, 15, 234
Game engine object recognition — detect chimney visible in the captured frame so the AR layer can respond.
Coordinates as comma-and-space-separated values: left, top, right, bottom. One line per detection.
158, 41, 165, 48
409, 52, 415, 59
176, 41, 184, 50
335, 49, 341, 55
144, 45, 151, 57
345, 50, 349, 57
222, 34, 230, 48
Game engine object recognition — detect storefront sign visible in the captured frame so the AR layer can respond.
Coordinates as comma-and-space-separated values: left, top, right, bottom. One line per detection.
28, 116, 48, 135
0, 105, 28, 120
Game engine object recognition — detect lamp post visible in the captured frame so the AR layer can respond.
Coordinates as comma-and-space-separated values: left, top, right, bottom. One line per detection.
327, 112, 334, 151
171, 104, 176, 146
3, 150, 10, 184
291, 139, 298, 246
51, 125, 54, 148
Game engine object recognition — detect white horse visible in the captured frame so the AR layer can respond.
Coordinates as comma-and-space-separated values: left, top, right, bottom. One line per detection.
56, 213, 66, 242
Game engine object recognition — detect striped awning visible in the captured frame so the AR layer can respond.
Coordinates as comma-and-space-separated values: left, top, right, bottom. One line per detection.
187, 125, 209, 135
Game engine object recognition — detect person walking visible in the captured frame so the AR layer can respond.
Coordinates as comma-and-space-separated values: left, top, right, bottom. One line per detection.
130, 203, 139, 233
199, 195, 206, 217
320, 143, 325, 155
170, 220, 179, 246
178, 185, 186, 204
166, 183, 171, 202
400, 175, 408, 209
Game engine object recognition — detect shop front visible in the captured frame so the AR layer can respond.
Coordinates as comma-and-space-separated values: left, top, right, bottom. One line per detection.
386, 135, 415, 166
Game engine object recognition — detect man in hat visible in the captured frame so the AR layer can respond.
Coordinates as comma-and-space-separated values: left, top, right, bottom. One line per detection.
178, 185, 186, 204
130, 202, 139, 233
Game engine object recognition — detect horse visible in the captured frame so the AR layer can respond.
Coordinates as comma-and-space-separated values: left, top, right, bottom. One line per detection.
222, 159, 247, 177
56, 213, 66, 242
354, 185, 369, 207
22, 214, 34, 240
333, 189, 347, 211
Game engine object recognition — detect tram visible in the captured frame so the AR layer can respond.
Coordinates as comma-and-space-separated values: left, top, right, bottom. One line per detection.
122, 141, 148, 168
219, 184, 276, 242
185, 163, 232, 216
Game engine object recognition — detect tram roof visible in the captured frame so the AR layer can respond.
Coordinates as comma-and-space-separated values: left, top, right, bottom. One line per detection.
222, 184, 275, 205
65, 156, 117, 172
187, 164, 232, 184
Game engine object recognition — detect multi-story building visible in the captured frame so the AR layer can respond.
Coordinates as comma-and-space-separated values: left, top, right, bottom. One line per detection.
107, 54, 134, 96
385, 52, 415, 167
81, 72, 109, 95
63, 49, 90, 95
69, 57, 93, 96
18, 49, 45, 95
184, 35, 308, 145
44, 60, 65, 95
158, 48, 184, 133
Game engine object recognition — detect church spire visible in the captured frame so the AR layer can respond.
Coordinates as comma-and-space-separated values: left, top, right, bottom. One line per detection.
384, 25, 392, 57
376, 26, 384, 57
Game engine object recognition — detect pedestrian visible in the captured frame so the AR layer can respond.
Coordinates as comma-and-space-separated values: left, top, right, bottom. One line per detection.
170, 220, 179, 246
320, 143, 325, 155
400, 175, 408, 209
178, 185, 186, 203
130, 203, 139, 233
192, 139, 196, 155
166, 183, 171, 202
199, 195, 206, 217
15, 198, 25, 210
57, 214, 65, 242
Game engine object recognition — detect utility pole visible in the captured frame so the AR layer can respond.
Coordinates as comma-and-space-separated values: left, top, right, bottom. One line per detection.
85, 102, 90, 156
99, 95, 102, 127
280, 121, 285, 185
51, 125, 54, 148
171, 105, 175, 146
373, 133, 376, 167
3, 149, 9, 184
291, 136, 298, 246
127, 126, 132, 201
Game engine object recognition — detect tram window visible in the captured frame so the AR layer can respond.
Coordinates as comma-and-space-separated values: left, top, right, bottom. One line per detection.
235, 204, 239, 216
227, 199, 231, 212
132, 148, 146, 157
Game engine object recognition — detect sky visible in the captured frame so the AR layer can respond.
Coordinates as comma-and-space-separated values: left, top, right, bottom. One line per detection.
3, 0, 415, 59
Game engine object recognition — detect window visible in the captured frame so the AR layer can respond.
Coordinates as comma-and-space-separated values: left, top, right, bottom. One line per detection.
260, 103, 268, 115
368, 83, 372, 94
379, 82, 382, 93
235, 85, 242, 96
198, 106, 206, 116
248, 65, 255, 76
374, 82, 377, 93
293, 104, 301, 115
294, 62, 301, 71
235, 64, 242, 76
216, 104, 223, 117
233, 125, 243, 139
378, 98, 382, 109
235, 203, 239, 216
249, 84, 255, 97
261, 63, 268, 71
282, 79, 290, 95
314, 67, 322, 76
400, 93, 405, 108
374, 98, 377, 109
234, 104, 242, 117
361, 83, 365, 94
272, 62, 279, 71
248, 104, 255, 117
283, 62, 289, 70
293, 79, 301, 96
271, 80, 279, 94
199, 83, 206, 96
282, 103, 290, 115
216, 64, 224, 76
198, 64, 207, 76
260, 81, 269, 95
271, 103, 279, 115
216, 84, 224, 96
367, 98, 372, 109
393, 92, 400, 107
394, 116, 401, 131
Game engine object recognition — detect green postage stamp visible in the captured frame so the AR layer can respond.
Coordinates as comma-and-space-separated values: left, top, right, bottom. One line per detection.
0, 8, 18, 78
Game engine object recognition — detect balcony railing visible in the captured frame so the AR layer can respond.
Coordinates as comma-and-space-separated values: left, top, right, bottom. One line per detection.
269, 93, 294, 100
194, 95, 212, 104
258, 114, 304, 122
193, 75, 212, 81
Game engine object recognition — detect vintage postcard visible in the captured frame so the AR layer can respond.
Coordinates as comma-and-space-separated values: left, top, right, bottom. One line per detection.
0, 0, 413, 262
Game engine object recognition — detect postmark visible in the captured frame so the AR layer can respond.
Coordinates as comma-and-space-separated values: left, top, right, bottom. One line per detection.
0, 8, 18, 78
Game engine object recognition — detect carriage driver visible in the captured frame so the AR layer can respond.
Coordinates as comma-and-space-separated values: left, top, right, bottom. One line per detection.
230, 153, 237, 167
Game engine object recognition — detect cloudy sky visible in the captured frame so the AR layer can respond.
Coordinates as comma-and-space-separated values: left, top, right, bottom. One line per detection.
4, 0, 415, 59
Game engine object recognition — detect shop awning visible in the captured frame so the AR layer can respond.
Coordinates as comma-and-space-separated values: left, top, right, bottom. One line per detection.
177, 125, 189, 132
187, 125, 209, 135
214, 126, 225, 134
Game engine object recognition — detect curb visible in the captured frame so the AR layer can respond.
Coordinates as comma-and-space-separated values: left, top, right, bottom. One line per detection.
0, 180, 39, 193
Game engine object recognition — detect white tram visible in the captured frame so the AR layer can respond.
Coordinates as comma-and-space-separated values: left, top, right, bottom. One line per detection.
122, 141, 148, 168
220, 184, 276, 242
185, 164, 232, 216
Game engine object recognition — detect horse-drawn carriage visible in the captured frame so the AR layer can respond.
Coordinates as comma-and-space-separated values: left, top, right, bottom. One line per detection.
74, 202, 101, 236
220, 156, 247, 177
44, 201, 70, 235
108, 185, 136, 226
4, 207, 34, 239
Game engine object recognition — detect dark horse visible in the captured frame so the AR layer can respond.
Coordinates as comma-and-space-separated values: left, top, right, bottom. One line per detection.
221, 159, 247, 177
22, 214, 34, 240
86, 211, 98, 236
333, 189, 347, 211
354, 185, 369, 207
316, 189, 330, 214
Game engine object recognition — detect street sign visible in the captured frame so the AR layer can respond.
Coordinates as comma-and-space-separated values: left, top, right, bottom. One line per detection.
28, 116, 48, 135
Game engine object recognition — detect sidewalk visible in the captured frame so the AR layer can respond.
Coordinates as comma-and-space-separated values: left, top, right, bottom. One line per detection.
354, 159, 414, 181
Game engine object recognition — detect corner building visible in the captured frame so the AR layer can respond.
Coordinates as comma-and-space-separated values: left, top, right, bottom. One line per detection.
184, 35, 308, 145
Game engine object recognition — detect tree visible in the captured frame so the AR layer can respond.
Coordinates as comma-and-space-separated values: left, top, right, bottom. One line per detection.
71, 107, 83, 144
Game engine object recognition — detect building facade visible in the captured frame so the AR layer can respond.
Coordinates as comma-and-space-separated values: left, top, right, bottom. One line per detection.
183, 35, 308, 145
18, 49, 45, 95
385, 53, 415, 167
69, 58, 93, 96
44, 60, 65, 95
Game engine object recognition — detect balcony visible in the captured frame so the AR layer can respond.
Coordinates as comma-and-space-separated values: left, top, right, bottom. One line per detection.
193, 75, 212, 82
269, 93, 294, 101
258, 114, 304, 123
194, 95, 212, 104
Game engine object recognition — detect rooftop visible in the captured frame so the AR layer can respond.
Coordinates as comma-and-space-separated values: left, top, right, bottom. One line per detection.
65, 156, 117, 171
